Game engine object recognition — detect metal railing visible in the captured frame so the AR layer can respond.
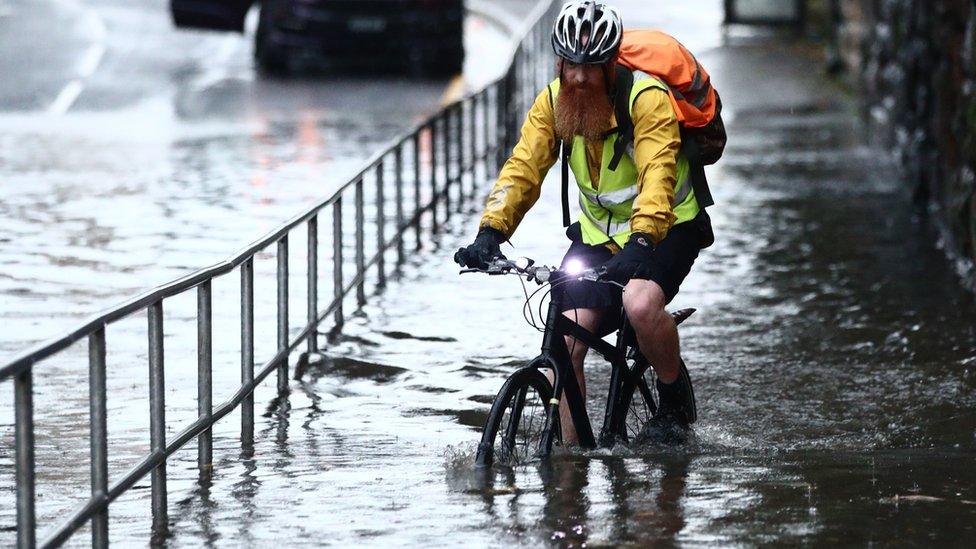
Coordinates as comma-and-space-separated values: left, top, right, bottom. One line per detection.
0, 1, 558, 546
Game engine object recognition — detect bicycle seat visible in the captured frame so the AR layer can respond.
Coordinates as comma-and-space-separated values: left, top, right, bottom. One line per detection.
671, 308, 696, 326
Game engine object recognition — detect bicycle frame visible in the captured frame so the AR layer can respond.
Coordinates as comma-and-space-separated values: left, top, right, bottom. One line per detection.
528, 275, 644, 456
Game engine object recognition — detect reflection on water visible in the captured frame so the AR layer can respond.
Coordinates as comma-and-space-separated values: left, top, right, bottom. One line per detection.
466, 455, 691, 546
452, 446, 976, 546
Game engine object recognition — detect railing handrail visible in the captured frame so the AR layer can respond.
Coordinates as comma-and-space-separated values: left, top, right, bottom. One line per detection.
3, 0, 559, 546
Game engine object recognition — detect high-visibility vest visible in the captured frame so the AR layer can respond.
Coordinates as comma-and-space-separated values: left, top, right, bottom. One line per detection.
548, 74, 699, 247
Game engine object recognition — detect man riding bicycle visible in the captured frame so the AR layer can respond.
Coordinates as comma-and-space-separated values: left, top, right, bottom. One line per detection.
455, 1, 714, 444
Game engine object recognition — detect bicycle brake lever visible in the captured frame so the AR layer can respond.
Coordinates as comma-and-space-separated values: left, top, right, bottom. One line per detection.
578, 266, 605, 282
591, 266, 626, 288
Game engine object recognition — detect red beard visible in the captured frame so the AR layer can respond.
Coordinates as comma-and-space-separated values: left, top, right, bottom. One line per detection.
555, 79, 613, 143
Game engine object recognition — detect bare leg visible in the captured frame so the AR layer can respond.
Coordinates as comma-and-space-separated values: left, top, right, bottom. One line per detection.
621, 280, 679, 383
546, 307, 604, 445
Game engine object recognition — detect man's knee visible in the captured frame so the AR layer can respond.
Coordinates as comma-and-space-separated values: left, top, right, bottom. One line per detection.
622, 279, 667, 325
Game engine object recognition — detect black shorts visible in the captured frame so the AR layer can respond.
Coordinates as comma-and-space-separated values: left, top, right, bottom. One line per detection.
557, 210, 712, 316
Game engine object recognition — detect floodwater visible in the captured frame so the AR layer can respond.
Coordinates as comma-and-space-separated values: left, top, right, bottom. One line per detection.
2, 0, 976, 546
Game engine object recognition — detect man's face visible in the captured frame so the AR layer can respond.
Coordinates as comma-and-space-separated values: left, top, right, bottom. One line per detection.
555, 59, 614, 143
561, 61, 604, 89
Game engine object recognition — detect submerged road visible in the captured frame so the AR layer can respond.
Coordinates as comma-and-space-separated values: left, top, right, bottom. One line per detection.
2, 0, 976, 546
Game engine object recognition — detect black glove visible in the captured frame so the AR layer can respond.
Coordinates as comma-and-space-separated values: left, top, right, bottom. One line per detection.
601, 232, 655, 283
454, 227, 507, 269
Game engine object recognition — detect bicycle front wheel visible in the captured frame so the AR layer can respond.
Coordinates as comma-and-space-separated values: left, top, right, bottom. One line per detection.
475, 366, 557, 467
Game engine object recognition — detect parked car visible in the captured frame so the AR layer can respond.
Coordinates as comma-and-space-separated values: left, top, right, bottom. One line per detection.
170, 0, 465, 76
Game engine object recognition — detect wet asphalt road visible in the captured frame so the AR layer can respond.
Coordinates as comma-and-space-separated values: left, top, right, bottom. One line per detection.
2, 0, 976, 546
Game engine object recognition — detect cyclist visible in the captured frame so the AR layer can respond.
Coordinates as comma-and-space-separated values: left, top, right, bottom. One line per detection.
455, 1, 714, 445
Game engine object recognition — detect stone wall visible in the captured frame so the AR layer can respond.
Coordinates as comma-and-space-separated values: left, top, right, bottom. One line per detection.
833, 0, 976, 289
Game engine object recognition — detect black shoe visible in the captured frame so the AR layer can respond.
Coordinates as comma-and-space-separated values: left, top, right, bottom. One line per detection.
636, 375, 694, 445
637, 408, 690, 445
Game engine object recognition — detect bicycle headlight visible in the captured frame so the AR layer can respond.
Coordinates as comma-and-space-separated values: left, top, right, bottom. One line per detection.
564, 258, 585, 276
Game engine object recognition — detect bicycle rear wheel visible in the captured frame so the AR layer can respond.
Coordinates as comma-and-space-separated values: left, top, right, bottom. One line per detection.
617, 357, 657, 443
615, 357, 697, 443
475, 367, 557, 467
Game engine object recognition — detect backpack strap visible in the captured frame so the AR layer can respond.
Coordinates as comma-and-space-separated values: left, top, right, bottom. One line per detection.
561, 141, 572, 227
608, 65, 635, 172
680, 134, 715, 209
548, 82, 573, 228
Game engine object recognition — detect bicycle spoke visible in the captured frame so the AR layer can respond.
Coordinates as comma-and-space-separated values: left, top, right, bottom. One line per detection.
622, 366, 656, 442
482, 367, 555, 467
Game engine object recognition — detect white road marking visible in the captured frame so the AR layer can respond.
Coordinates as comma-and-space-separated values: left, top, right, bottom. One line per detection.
47, 0, 107, 115
48, 80, 84, 115
189, 33, 250, 91
77, 43, 106, 77
188, 8, 255, 92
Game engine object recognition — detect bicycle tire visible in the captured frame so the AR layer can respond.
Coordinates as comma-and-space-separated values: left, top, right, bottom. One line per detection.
475, 366, 557, 467
615, 358, 697, 443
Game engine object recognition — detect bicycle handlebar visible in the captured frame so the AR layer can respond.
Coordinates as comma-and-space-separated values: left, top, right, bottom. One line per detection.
459, 257, 610, 286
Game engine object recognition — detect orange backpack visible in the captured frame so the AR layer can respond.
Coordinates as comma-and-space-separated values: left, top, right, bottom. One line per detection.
618, 30, 721, 131
608, 29, 726, 209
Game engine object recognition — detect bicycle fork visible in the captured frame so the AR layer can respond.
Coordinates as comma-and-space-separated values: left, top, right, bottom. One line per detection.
535, 298, 596, 458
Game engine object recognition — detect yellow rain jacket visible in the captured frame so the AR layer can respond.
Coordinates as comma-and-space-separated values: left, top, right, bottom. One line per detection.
479, 83, 681, 246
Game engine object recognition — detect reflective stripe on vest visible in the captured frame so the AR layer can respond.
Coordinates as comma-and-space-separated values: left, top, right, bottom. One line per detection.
548, 74, 698, 247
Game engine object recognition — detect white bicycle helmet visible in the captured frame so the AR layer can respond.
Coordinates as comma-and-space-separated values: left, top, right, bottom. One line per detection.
551, 1, 623, 65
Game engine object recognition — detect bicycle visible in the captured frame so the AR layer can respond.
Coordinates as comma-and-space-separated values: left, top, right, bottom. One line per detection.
461, 258, 697, 467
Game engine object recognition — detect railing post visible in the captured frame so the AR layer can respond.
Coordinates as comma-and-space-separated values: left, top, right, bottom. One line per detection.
533, 25, 541, 91
430, 121, 440, 231
394, 147, 405, 267
454, 104, 464, 213
14, 369, 36, 549
376, 162, 386, 288
355, 178, 366, 307
148, 300, 167, 536
495, 78, 507, 171
277, 237, 289, 394
333, 199, 344, 331
197, 280, 213, 475
413, 132, 423, 251
467, 98, 477, 194
307, 216, 319, 353
459, 102, 469, 206
241, 258, 254, 446
442, 113, 452, 221
89, 328, 109, 548
510, 66, 522, 156
482, 89, 491, 168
